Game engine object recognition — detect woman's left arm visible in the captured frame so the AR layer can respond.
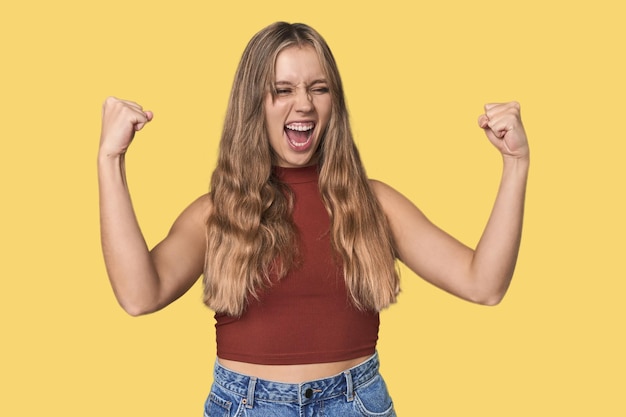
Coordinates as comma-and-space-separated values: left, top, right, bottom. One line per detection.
373, 102, 529, 305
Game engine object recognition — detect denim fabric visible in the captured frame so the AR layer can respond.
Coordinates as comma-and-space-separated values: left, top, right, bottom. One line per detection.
204, 352, 396, 417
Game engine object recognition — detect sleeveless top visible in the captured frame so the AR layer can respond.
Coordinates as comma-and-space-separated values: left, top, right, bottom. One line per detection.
214, 165, 379, 365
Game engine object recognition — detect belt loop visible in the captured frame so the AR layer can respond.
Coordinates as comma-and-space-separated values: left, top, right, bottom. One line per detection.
344, 370, 354, 402
245, 376, 257, 409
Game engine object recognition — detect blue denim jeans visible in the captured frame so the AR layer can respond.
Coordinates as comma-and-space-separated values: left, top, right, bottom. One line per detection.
204, 352, 396, 417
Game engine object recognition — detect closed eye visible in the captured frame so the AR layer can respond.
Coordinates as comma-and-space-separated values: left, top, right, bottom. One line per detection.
310, 86, 329, 94
274, 88, 293, 96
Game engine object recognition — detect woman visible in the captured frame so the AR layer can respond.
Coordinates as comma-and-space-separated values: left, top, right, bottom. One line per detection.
98, 22, 529, 416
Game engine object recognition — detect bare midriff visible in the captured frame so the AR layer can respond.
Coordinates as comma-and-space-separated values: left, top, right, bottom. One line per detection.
218, 355, 371, 383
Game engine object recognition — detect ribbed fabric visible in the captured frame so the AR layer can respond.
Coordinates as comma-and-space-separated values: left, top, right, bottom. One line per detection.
214, 165, 379, 365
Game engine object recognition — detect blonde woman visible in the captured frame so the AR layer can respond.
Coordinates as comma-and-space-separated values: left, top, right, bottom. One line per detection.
99, 22, 529, 416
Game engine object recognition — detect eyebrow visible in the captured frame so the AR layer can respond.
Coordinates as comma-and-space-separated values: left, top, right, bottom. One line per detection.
274, 79, 328, 86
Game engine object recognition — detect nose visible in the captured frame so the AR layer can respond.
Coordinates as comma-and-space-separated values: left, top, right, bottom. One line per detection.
294, 88, 313, 113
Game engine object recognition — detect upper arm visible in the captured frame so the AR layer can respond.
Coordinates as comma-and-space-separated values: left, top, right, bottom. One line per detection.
149, 194, 211, 310
370, 180, 480, 302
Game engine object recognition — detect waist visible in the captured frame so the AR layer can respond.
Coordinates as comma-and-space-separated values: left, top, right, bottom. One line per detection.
213, 352, 380, 403
218, 354, 372, 383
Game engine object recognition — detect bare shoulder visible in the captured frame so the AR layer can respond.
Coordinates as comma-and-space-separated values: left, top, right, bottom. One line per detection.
172, 193, 212, 230
188, 193, 212, 213
368, 179, 423, 215
368, 178, 396, 202
367, 178, 435, 254
368, 178, 387, 194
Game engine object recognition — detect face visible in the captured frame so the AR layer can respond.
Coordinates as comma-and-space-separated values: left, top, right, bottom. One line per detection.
265, 45, 332, 168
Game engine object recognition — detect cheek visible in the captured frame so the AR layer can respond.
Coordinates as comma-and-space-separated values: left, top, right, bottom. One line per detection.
266, 102, 289, 126
318, 96, 332, 116
319, 102, 332, 127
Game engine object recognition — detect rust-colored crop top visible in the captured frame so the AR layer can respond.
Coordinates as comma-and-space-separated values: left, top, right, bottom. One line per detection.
214, 165, 379, 365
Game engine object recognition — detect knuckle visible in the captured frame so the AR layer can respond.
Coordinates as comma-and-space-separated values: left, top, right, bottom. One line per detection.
104, 96, 118, 106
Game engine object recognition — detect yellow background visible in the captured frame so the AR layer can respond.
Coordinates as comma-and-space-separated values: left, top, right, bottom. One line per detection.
1, 1, 624, 415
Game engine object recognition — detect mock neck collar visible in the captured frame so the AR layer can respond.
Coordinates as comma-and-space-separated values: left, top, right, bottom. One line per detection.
272, 165, 319, 184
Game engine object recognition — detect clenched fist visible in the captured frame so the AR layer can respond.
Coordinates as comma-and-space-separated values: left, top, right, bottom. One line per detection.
478, 102, 529, 160
99, 97, 153, 158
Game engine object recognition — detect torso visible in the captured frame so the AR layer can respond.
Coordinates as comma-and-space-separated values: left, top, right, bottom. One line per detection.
214, 165, 379, 368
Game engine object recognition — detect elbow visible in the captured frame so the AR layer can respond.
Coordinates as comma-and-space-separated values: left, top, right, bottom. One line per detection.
122, 305, 151, 317
465, 283, 509, 306
117, 298, 161, 317
110, 282, 163, 316
120, 303, 149, 317
463, 269, 512, 306
476, 293, 505, 306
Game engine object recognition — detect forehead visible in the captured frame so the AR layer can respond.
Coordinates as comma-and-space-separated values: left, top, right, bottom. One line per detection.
274, 45, 325, 83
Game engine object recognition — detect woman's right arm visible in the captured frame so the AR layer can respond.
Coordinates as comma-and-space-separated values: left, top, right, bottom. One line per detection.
98, 97, 208, 316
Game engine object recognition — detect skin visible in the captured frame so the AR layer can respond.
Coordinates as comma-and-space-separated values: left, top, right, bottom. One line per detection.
265, 45, 332, 168
98, 46, 529, 383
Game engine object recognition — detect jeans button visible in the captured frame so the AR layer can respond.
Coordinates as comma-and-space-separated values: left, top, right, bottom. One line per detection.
304, 388, 313, 399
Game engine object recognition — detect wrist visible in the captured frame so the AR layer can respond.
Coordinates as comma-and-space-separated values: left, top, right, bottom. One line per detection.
98, 147, 125, 164
502, 153, 530, 168
97, 149, 127, 185
501, 155, 530, 181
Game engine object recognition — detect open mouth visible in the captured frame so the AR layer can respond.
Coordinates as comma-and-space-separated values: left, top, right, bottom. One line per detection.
285, 122, 315, 150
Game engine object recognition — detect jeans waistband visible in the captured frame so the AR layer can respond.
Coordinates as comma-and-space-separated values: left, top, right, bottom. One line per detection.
213, 352, 380, 406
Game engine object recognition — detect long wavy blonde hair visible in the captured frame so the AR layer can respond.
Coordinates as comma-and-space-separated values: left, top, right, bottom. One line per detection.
204, 22, 399, 316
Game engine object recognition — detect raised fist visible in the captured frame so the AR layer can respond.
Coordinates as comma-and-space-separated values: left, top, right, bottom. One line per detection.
478, 102, 529, 160
99, 97, 153, 158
